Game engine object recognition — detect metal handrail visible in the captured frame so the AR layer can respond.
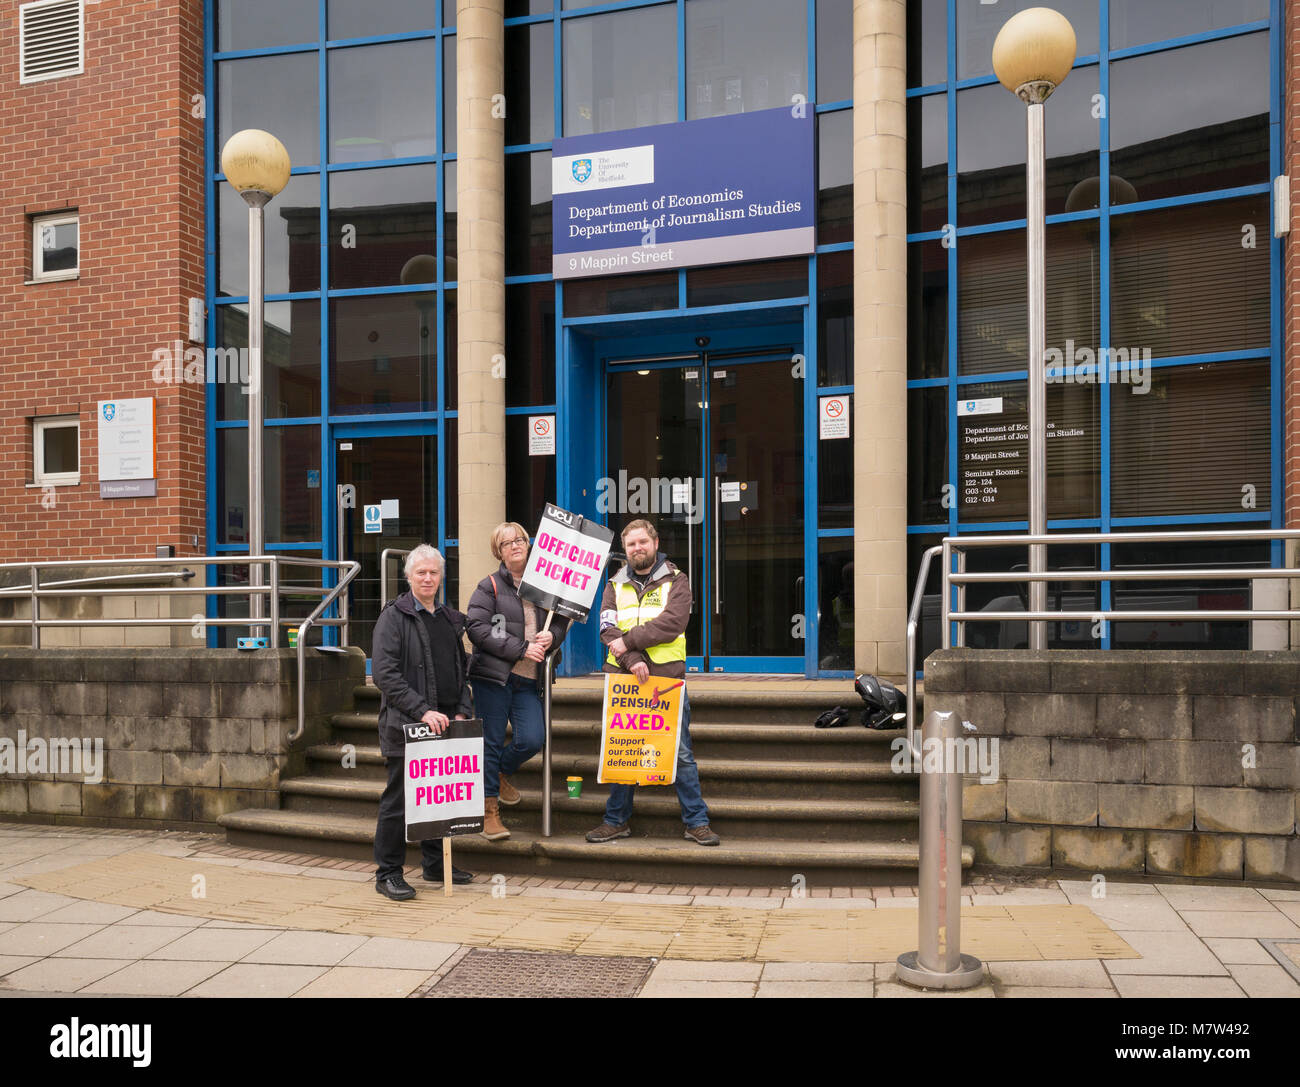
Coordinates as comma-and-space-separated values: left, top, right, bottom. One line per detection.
288, 557, 361, 743
904, 527, 1300, 744
379, 547, 412, 609
0, 569, 195, 595
0, 554, 358, 744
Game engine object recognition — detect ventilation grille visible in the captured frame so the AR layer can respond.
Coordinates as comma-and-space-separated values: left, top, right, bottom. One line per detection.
20, 0, 83, 85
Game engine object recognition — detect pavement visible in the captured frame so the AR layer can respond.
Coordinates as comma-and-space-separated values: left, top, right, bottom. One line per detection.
0, 823, 1298, 998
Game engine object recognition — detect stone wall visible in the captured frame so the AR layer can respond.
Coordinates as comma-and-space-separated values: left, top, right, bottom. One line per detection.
0, 648, 365, 829
925, 649, 1300, 883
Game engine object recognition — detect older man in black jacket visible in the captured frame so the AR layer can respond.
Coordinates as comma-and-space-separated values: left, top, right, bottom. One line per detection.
372, 543, 475, 900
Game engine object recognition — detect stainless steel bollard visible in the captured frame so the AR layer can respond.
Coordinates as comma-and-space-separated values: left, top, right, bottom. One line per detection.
896, 708, 984, 989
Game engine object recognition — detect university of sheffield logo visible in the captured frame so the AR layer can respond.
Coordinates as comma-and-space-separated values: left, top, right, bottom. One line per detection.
102, 403, 116, 422
572, 158, 592, 183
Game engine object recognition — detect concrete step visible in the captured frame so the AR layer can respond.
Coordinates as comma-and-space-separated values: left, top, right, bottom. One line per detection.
327, 710, 896, 762
279, 775, 919, 841
218, 807, 971, 887
347, 682, 866, 728
304, 742, 916, 799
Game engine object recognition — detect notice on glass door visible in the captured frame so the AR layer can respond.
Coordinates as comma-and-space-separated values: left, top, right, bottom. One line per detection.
529, 415, 556, 456
819, 395, 850, 439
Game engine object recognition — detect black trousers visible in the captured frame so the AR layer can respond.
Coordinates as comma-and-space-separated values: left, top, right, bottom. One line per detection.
374, 755, 443, 881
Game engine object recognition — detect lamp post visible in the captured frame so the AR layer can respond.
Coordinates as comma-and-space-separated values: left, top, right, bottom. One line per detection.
992, 8, 1076, 651
221, 129, 291, 642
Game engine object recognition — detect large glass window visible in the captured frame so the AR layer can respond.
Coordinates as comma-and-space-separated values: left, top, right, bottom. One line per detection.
218, 53, 319, 166
816, 0, 852, 102
505, 283, 557, 407
907, 240, 947, 381
564, 5, 676, 135
216, 301, 322, 422
686, 0, 806, 120
218, 0, 318, 52
330, 293, 439, 414
505, 152, 552, 277
329, 41, 439, 162
907, 0, 946, 88
907, 94, 945, 234
818, 109, 853, 245
1110, 34, 1269, 203
327, 0, 436, 41
217, 426, 323, 544
505, 22, 554, 146
328, 165, 438, 289
817, 251, 853, 387
1109, 0, 1269, 51
217, 174, 320, 297
957, 0, 1099, 82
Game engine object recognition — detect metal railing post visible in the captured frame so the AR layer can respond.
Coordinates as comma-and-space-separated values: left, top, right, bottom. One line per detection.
941, 539, 952, 650
541, 653, 554, 837
896, 707, 984, 990
29, 565, 39, 649
269, 556, 280, 646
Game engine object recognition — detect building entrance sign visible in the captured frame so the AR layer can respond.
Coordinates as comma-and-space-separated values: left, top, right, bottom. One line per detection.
552, 107, 814, 279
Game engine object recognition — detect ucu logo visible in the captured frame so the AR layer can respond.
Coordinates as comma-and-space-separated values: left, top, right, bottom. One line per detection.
407, 725, 435, 739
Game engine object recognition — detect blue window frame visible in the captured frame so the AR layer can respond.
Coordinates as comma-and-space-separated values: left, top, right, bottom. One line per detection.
905, 0, 1283, 655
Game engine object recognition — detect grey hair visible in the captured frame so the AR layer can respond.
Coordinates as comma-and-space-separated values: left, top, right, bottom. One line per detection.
404, 544, 444, 578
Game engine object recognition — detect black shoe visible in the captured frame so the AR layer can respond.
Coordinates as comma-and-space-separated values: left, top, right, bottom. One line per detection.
376, 875, 416, 900
423, 865, 473, 885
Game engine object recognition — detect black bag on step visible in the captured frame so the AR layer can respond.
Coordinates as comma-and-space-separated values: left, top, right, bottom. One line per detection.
813, 705, 854, 729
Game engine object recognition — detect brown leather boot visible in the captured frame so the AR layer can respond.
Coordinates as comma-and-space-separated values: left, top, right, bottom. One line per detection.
482, 796, 510, 841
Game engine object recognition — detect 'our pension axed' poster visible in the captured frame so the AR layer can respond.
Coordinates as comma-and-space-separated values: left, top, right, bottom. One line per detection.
597, 674, 685, 786
404, 718, 484, 840
517, 503, 614, 622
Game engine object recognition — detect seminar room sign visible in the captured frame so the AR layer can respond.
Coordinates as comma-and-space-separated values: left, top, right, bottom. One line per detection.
551, 107, 814, 279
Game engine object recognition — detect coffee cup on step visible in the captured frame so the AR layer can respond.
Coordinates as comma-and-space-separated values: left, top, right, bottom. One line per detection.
566, 776, 583, 799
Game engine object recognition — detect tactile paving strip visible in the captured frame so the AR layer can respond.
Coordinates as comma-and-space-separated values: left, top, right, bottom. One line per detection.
1261, 939, 1300, 984
425, 949, 654, 998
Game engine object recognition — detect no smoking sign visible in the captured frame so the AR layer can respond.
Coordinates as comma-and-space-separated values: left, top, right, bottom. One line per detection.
528, 414, 556, 456
819, 395, 850, 440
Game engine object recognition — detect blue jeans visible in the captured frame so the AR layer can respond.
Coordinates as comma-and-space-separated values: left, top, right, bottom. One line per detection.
472, 674, 545, 798
603, 690, 708, 829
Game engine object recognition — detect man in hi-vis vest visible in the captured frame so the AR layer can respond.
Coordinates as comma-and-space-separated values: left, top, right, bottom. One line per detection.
586, 519, 720, 847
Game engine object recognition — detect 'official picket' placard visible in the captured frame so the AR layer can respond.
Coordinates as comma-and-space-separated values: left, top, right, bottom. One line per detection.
404, 718, 484, 840
518, 503, 614, 621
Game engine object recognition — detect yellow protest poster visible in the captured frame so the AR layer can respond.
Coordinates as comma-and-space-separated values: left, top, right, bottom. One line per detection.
597, 673, 685, 786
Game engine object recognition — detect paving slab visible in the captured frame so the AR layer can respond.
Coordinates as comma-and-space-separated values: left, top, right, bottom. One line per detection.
972, 890, 1070, 906
39, 901, 141, 925
1156, 886, 1274, 911
184, 963, 329, 998
241, 930, 368, 966
1181, 911, 1300, 940
0, 957, 128, 993
756, 980, 870, 997
637, 979, 758, 998
0, 889, 86, 923
1104, 931, 1227, 976
0, 922, 105, 957
80, 959, 228, 997
761, 961, 875, 981
1000, 985, 1116, 998
1203, 938, 1275, 966
1261, 888, 1300, 903
0, 882, 25, 900
989, 959, 1112, 988
0, 955, 39, 977
648, 959, 763, 982
144, 927, 281, 961
1110, 975, 1246, 998
292, 967, 435, 998
1225, 963, 1300, 998
1080, 897, 1190, 933
339, 936, 460, 971
1058, 880, 1158, 899
55, 925, 194, 960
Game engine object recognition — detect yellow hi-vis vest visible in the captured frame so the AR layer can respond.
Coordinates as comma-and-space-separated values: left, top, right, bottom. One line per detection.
605, 578, 687, 667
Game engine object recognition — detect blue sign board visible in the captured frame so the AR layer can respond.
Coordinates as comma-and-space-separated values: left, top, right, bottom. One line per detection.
551, 107, 814, 279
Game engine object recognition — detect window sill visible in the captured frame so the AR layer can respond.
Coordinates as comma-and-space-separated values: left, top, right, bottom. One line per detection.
27, 480, 80, 488
25, 273, 79, 285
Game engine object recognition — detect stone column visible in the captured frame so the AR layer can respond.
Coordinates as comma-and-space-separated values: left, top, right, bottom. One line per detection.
852, 0, 908, 677
456, 0, 506, 608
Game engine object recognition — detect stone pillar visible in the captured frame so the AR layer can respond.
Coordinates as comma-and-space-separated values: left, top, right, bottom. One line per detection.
456, 0, 507, 608
852, 0, 908, 677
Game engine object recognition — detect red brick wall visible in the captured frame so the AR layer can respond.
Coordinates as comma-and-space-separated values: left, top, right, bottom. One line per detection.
0, 0, 206, 563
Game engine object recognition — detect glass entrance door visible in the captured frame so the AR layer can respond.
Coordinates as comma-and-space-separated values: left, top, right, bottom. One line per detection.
335, 427, 440, 659
606, 352, 805, 671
